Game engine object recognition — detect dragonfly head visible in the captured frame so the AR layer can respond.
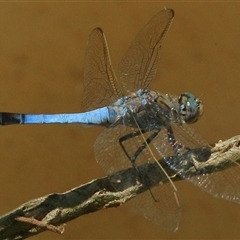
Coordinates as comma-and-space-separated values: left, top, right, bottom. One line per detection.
178, 92, 203, 124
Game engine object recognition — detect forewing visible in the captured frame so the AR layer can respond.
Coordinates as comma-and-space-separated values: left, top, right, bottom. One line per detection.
81, 28, 122, 112
118, 8, 174, 92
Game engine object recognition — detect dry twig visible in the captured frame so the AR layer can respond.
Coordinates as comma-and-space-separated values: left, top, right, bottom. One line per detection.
0, 136, 239, 239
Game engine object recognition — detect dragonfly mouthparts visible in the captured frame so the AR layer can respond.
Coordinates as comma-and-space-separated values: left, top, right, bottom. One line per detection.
178, 92, 203, 124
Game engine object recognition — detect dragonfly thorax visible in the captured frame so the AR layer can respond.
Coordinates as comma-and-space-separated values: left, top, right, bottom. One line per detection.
110, 90, 202, 128
110, 89, 178, 129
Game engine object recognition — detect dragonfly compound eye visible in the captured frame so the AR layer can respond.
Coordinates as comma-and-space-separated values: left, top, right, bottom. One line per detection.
178, 92, 203, 124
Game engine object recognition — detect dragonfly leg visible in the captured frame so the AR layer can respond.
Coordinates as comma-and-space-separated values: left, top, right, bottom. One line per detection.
119, 129, 168, 203
166, 126, 190, 155
119, 130, 142, 163
119, 130, 159, 164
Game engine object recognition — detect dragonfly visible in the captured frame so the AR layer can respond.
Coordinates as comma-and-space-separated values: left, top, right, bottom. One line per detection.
1, 8, 240, 231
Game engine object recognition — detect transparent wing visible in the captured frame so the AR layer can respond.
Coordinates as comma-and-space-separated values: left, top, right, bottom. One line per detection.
130, 181, 180, 231
118, 8, 174, 93
153, 123, 240, 204
94, 120, 180, 231
81, 28, 122, 112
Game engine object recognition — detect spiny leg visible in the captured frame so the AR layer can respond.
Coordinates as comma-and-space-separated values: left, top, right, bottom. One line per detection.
119, 129, 159, 165
119, 128, 163, 202
119, 130, 143, 163
166, 126, 190, 155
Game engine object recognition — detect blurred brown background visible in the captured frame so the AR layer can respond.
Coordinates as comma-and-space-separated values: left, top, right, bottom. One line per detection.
1, 2, 240, 239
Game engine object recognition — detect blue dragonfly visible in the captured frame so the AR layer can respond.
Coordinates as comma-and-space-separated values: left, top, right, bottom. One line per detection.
1, 8, 240, 231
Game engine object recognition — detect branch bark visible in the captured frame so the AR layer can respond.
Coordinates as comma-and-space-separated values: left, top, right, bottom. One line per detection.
0, 136, 240, 239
